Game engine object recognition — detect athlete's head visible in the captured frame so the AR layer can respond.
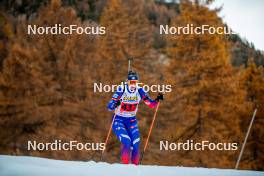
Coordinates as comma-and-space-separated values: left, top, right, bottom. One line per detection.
127, 71, 139, 91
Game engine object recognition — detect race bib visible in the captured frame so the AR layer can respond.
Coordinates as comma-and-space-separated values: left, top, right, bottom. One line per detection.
120, 102, 138, 112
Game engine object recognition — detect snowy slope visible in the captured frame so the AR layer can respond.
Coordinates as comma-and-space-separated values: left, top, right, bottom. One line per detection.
0, 155, 263, 176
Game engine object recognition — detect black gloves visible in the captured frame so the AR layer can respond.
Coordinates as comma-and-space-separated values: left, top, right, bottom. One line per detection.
155, 93, 164, 102
115, 100, 121, 107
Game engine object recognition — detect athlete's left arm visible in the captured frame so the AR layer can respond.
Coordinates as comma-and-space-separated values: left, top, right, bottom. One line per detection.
138, 88, 158, 108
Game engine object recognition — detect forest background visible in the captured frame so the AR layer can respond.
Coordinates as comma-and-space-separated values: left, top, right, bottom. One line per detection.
0, 0, 263, 171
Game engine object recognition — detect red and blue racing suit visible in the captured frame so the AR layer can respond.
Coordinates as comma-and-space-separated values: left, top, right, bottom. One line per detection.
107, 84, 158, 165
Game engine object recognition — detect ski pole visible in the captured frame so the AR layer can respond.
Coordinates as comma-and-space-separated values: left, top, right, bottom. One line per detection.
235, 108, 257, 169
140, 102, 160, 164
101, 113, 117, 160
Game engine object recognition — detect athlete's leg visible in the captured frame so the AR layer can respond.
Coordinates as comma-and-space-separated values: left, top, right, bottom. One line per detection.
112, 115, 131, 164
126, 117, 140, 165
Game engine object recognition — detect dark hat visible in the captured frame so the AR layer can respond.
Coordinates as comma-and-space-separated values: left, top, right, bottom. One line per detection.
127, 71, 139, 80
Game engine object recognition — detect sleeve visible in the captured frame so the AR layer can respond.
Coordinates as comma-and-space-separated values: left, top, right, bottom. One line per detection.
138, 87, 158, 108
107, 85, 124, 111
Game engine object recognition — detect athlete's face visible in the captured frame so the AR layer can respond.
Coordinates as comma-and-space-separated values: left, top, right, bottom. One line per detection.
128, 80, 138, 91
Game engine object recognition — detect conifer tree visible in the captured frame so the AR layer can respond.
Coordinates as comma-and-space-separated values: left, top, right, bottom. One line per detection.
0, 0, 97, 159
239, 58, 264, 170
98, 0, 152, 82
165, 0, 247, 168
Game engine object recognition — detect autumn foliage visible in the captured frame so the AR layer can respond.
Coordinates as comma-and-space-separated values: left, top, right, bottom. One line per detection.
0, 0, 263, 171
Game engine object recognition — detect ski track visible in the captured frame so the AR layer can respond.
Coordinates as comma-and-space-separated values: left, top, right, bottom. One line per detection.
0, 155, 263, 176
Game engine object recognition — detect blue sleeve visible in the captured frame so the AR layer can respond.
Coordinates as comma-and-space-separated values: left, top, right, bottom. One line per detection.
138, 87, 158, 108
107, 85, 124, 111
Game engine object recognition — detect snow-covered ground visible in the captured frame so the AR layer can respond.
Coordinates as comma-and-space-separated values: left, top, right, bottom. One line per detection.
0, 155, 263, 176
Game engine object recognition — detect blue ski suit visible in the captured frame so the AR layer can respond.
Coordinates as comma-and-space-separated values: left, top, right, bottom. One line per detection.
107, 84, 158, 165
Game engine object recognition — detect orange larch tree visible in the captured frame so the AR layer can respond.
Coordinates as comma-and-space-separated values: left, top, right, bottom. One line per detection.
239, 58, 264, 170
165, 0, 248, 168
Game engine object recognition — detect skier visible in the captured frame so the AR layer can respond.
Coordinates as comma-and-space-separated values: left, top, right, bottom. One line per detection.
107, 71, 163, 165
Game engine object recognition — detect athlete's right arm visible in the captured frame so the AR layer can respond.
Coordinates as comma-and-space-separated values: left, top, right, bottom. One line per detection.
107, 85, 124, 111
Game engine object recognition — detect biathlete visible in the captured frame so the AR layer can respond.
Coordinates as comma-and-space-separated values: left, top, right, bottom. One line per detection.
107, 71, 163, 165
